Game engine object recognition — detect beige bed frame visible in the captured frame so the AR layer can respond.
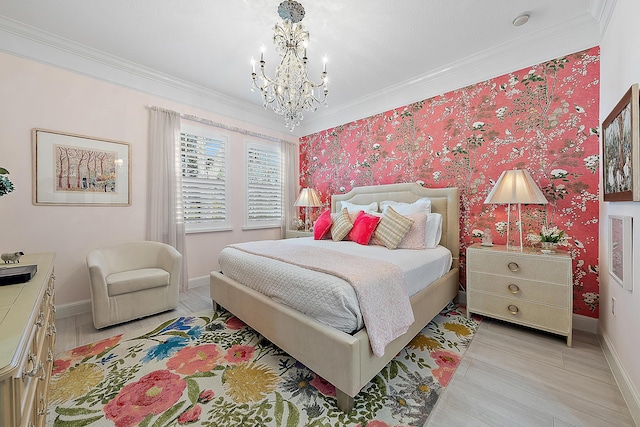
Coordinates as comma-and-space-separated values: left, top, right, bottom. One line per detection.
210, 183, 460, 413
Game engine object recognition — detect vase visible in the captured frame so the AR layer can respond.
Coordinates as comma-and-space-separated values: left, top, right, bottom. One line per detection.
540, 242, 558, 254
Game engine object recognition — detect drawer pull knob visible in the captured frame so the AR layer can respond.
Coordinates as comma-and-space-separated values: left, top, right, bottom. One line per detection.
507, 262, 520, 272
22, 355, 40, 379
38, 393, 47, 415
36, 312, 45, 327
508, 304, 519, 315
508, 284, 520, 294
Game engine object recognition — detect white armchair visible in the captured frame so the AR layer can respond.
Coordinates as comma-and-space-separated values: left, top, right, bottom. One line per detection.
87, 241, 182, 329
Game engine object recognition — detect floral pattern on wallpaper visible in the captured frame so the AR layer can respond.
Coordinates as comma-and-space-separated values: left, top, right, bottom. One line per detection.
300, 47, 600, 318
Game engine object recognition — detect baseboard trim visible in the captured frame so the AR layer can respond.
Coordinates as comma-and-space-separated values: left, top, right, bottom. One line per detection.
56, 299, 92, 319
599, 327, 640, 426
188, 276, 209, 289
56, 277, 209, 319
572, 313, 598, 334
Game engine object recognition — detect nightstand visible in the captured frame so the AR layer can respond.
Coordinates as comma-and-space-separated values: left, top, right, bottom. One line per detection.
466, 244, 573, 346
285, 230, 313, 238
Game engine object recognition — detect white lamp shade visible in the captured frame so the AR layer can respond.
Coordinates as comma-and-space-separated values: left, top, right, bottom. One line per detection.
484, 170, 548, 205
294, 188, 322, 207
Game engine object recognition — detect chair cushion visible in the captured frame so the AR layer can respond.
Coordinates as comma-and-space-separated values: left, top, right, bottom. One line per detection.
106, 268, 170, 297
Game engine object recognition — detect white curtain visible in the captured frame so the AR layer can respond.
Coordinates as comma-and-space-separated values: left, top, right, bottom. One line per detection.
147, 107, 189, 290
281, 139, 300, 238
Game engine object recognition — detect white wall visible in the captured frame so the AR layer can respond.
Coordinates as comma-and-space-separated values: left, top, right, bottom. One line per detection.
0, 51, 294, 307
599, 0, 640, 420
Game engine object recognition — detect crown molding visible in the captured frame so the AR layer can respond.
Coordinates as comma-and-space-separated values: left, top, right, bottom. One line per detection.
0, 16, 291, 135
298, 11, 602, 135
1, 7, 608, 139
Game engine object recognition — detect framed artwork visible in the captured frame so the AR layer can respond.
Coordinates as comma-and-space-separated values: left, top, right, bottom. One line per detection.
602, 83, 640, 201
32, 129, 131, 206
608, 215, 633, 290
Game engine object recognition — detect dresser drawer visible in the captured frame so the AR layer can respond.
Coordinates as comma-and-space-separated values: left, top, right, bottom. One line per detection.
468, 272, 569, 306
467, 249, 570, 285
468, 292, 570, 335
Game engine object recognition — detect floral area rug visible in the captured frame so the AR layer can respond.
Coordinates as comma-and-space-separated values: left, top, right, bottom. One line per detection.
47, 303, 479, 427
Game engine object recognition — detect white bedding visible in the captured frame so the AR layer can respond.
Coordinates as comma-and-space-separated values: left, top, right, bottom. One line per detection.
218, 238, 452, 333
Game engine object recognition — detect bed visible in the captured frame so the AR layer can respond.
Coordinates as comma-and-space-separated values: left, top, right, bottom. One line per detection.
210, 183, 460, 412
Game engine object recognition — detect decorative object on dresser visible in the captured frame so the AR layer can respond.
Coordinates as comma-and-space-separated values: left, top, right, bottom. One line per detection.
601, 83, 640, 201
467, 244, 573, 346
0, 252, 56, 427
86, 241, 183, 329
484, 169, 549, 251
526, 224, 570, 254
294, 187, 322, 232
1, 251, 24, 263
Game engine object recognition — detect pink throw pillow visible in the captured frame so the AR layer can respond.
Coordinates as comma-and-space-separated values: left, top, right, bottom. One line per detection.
348, 211, 381, 245
313, 209, 332, 240
397, 212, 427, 249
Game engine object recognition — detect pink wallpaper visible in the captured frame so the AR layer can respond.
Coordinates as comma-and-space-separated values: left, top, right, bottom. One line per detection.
300, 47, 600, 318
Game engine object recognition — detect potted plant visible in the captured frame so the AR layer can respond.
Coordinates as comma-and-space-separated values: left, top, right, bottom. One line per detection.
0, 167, 14, 197
527, 225, 570, 253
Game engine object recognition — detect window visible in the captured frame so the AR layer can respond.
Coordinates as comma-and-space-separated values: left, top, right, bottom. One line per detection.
245, 140, 282, 229
180, 125, 229, 232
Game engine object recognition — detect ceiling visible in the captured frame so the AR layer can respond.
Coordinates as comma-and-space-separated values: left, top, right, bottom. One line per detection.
0, 0, 614, 137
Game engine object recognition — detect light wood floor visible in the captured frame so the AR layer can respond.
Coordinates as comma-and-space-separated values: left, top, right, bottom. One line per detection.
55, 287, 636, 427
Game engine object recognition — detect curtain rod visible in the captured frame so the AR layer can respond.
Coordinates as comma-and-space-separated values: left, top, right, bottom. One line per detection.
147, 105, 297, 145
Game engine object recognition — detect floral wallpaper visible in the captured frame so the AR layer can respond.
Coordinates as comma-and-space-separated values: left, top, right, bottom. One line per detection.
299, 47, 600, 318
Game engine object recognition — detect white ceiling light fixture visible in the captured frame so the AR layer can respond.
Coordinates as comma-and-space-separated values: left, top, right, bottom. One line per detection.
512, 13, 530, 27
251, 0, 329, 131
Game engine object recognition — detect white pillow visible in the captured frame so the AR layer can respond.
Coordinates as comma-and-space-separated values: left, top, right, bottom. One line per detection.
380, 197, 432, 215
339, 201, 378, 213
425, 213, 443, 248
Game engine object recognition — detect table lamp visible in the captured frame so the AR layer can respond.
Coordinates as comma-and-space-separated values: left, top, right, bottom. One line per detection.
484, 169, 548, 251
294, 187, 322, 231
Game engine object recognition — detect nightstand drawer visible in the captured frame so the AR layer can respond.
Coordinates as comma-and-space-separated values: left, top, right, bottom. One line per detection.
468, 292, 570, 334
468, 272, 569, 306
467, 249, 570, 285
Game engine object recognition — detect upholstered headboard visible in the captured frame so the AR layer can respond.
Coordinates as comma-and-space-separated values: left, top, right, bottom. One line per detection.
331, 183, 460, 268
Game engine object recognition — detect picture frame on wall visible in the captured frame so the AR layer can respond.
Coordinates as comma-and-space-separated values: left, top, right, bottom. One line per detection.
32, 128, 131, 206
608, 215, 633, 291
602, 83, 640, 201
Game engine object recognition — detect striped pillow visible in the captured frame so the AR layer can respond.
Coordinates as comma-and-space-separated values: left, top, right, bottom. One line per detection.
374, 206, 414, 249
331, 208, 354, 241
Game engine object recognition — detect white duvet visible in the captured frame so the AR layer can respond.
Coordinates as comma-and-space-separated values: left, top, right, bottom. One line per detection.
218, 238, 452, 334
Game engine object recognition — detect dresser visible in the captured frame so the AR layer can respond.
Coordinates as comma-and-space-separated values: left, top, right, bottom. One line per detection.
466, 244, 573, 346
0, 253, 56, 427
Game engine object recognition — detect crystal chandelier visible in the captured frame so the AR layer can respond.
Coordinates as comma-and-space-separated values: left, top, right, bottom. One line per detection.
251, 0, 328, 131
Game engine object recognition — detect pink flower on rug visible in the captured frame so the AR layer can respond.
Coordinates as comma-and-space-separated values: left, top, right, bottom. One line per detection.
72, 334, 123, 358
310, 374, 335, 397
51, 358, 71, 376
166, 344, 221, 375
225, 316, 247, 330
197, 389, 215, 403
224, 345, 254, 364
432, 366, 456, 387
177, 404, 202, 424
104, 369, 186, 427
431, 350, 459, 368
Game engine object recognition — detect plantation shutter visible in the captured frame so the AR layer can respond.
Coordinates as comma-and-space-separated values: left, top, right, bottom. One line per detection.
180, 129, 229, 232
246, 140, 282, 228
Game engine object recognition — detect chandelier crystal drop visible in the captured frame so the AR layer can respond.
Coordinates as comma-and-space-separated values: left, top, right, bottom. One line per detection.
251, 0, 328, 131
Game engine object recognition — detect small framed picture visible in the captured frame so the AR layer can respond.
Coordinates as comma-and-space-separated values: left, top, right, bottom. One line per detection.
32, 129, 131, 206
608, 215, 633, 290
602, 84, 640, 201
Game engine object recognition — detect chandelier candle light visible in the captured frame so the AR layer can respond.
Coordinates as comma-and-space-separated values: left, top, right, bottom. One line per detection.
484, 169, 548, 251
251, 0, 329, 131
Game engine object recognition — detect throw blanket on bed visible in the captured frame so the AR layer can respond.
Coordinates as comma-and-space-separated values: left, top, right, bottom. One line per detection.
229, 240, 415, 357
